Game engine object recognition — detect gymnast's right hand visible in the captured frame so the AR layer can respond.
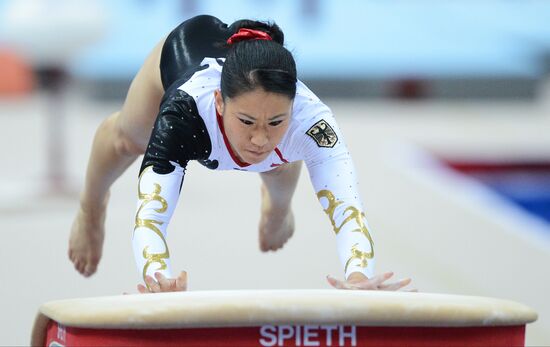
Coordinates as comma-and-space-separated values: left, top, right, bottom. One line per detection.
137, 271, 188, 293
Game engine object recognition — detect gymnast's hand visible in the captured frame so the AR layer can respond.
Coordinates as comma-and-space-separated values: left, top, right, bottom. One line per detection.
326, 271, 415, 291
137, 271, 188, 294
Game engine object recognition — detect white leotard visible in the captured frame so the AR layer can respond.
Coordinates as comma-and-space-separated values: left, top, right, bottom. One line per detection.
133, 58, 375, 284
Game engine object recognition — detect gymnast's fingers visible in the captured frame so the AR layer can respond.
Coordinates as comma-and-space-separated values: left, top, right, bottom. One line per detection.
378, 278, 412, 291
176, 271, 188, 291
351, 280, 377, 290
145, 275, 161, 293
137, 284, 149, 294
365, 272, 394, 288
345, 272, 393, 290
326, 275, 342, 289
326, 275, 351, 290
154, 272, 171, 292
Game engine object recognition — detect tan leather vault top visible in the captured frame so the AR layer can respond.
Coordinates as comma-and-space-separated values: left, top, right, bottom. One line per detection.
38, 290, 537, 329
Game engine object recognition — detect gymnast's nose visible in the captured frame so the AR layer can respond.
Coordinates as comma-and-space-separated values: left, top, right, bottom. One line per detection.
250, 128, 269, 147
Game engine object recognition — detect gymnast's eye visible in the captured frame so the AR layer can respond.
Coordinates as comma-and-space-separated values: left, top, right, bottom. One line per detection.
269, 120, 283, 126
239, 118, 254, 125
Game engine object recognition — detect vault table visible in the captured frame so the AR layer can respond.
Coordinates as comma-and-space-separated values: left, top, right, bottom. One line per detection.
31, 290, 537, 346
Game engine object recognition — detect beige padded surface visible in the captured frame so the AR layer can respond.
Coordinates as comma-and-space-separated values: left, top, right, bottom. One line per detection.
38, 290, 537, 329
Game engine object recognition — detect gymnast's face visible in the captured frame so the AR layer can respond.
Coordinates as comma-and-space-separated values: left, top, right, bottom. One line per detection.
215, 88, 293, 164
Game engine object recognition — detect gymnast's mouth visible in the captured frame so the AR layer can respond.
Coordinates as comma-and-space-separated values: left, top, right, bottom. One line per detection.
246, 149, 268, 156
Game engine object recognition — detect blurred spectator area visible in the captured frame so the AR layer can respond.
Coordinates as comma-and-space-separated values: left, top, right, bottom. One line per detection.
1, 0, 549, 99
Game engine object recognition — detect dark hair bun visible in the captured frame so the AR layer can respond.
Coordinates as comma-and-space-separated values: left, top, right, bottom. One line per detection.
229, 19, 284, 45
222, 19, 295, 100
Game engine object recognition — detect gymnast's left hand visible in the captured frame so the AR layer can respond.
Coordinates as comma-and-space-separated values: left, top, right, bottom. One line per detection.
137, 271, 188, 294
326, 271, 415, 291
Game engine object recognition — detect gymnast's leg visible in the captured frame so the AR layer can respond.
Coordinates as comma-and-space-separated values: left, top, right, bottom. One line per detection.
68, 37, 166, 277
258, 161, 302, 252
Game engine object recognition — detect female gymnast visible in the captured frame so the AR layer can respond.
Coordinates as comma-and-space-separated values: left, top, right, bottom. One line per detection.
68, 15, 413, 293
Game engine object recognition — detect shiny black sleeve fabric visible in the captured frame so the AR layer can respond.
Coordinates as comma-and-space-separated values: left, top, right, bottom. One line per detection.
160, 15, 233, 90
139, 87, 211, 176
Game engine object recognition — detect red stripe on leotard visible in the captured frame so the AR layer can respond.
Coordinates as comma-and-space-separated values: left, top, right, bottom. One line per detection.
274, 147, 288, 163
216, 110, 251, 168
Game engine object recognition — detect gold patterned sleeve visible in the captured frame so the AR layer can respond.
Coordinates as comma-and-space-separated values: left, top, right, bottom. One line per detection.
300, 113, 375, 280
132, 164, 185, 285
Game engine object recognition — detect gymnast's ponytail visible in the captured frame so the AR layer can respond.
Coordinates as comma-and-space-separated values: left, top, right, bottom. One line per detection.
221, 20, 297, 100
229, 19, 285, 45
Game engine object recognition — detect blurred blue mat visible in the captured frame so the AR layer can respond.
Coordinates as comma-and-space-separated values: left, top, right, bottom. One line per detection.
445, 161, 550, 224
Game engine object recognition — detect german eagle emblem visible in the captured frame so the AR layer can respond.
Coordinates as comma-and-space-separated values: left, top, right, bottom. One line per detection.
306, 119, 338, 148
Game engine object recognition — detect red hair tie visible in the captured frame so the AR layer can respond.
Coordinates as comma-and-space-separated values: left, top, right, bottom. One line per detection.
227, 28, 272, 45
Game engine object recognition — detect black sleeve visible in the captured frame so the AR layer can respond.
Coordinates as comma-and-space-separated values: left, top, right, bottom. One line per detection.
139, 88, 211, 176
160, 15, 231, 90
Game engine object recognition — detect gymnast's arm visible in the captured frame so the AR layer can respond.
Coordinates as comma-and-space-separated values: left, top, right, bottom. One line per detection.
132, 88, 210, 292
300, 115, 376, 280
300, 111, 413, 291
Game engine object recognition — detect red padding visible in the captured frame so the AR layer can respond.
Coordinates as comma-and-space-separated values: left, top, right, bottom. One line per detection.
45, 321, 525, 347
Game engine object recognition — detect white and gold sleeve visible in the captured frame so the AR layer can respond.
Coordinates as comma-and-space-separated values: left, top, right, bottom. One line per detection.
132, 163, 184, 284
299, 114, 375, 280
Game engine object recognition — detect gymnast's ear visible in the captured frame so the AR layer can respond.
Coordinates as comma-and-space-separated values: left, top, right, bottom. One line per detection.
214, 89, 225, 115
